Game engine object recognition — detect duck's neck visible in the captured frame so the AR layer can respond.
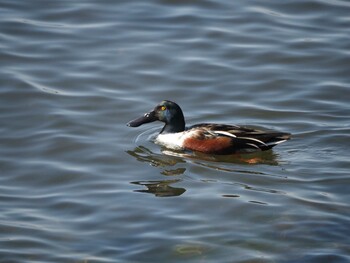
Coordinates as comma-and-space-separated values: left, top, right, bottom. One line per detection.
160, 114, 185, 134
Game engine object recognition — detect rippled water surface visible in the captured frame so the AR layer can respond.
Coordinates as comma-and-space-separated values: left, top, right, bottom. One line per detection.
1, 0, 350, 262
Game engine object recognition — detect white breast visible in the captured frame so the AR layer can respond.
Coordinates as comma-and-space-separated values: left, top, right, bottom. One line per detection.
154, 132, 187, 150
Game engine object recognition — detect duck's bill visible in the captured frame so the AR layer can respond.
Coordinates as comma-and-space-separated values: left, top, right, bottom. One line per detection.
127, 110, 157, 127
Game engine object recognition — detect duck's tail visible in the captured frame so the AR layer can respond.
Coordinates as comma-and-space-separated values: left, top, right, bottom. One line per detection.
233, 132, 291, 153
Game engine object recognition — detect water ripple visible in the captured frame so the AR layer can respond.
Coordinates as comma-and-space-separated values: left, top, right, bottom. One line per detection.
1, 0, 350, 262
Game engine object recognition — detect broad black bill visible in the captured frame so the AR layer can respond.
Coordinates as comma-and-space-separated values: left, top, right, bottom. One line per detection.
127, 110, 157, 127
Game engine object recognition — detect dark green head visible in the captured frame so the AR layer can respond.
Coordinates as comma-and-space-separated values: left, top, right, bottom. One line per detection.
127, 100, 185, 133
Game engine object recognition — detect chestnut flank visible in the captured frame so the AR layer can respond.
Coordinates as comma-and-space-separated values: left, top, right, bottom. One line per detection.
183, 136, 233, 154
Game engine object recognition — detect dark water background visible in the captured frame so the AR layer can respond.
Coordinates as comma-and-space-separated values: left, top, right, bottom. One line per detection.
1, 0, 350, 262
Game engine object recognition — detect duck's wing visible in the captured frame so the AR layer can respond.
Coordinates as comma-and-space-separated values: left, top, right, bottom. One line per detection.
183, 127, 266, 154
185, 123, 291, 154
189, 123, 290, 143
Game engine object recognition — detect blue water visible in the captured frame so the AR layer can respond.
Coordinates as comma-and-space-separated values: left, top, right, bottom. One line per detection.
1, 0, 350, 262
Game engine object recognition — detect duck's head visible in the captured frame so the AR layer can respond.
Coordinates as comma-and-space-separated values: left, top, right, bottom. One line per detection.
127, 100, 185, 133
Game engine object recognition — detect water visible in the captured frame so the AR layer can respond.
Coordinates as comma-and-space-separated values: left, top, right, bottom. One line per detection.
1, 0, 349, 262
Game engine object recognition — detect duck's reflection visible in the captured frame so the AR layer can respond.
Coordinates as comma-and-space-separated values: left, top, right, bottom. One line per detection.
127, 145, 281, 167
162, 148, 281, 166
126, 146, 187, 197
130, 180, 186, 197
126, 145, 286, 198
126, 145, 283, 183
126, 146, 186, 168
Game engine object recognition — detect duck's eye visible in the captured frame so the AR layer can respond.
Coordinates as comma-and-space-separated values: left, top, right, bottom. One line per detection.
160, 106, 166, 111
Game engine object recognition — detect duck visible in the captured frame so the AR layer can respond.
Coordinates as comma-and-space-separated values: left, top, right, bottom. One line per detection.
127, 100, 291, 155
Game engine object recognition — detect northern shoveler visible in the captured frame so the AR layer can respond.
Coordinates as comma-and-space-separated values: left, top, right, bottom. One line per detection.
127, 100, 291, 155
